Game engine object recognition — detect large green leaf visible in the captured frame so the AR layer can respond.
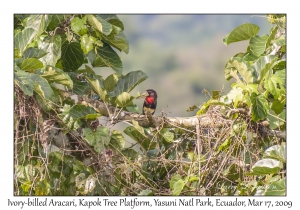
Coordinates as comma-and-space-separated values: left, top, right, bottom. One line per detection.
250, 93, 269, 121
224, 57, 257, 84
102, 26, 129, 54
38, 35, 62, 66
41, 66, 73, 89
252, 55, 277, 82
19, 58, 43, 72
14, 70, 34, 96
80, 34, 96, 54
110, 130, 125, 151
264, 178, 286, 196
275, 69, 286, 85
82, 127, 110, 154
95, 44, 123, 74
67, 105, 97, 119
223, 23, 260, 45
30, 74, 53, 99
86, 15, 113, 36
123, 125, 155, 151
103, 74, 118, 92
14, 28, 36, 55
71, 16, 88, 35
264, 75, 285, 99
110, 70, 148, 97
85, 76, 107, 101
115, 92, 135, 108
23, 48, 48, 59
247, 158, 282, 175
264, 144, 286, 163
61, 41, 85, 71
249, 35, 269, 56
60, 104, 97, 130
26, 15, 52, 37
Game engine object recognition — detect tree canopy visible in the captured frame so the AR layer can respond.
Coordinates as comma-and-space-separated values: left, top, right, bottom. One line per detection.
14, 14, 286, 196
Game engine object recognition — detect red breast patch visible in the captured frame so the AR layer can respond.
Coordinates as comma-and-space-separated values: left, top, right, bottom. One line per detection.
146, 96, 155, 104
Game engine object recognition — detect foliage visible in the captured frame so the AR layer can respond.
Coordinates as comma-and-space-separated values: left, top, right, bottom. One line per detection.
14, 14, 286, 196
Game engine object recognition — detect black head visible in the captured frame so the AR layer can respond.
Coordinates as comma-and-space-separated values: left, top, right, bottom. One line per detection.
146, 89, 158, 99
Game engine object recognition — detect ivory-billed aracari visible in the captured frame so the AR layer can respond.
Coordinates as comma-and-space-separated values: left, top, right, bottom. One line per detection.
139, 89, 158, 115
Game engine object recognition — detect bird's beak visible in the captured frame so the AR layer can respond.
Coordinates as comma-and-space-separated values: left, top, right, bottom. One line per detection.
136, 91, 148, 99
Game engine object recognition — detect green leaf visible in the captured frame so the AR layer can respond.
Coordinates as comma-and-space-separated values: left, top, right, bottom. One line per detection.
14, 70, 34, 96
250, 93, 269, 122
271, 100, 284, 114
61, 41, 85, 71
26, 15, 51, 37
97, 14, 124, 30
159, 129, 174, 143
252, 55, 278, 82
275, 69, 286, 84
121, 148, 138, 161
110, 130, 125, 151
84, 114, 102, 120
30, 74, 53, 99
266, 26, 278, 47
264, 178, 286, 196
23, 48, 48, 59
247, 158, 282, 175
110, 70, 148, 97
41, 66, 73, 89
14, 28, 36, 54
86, 15, 113, 35
85, 76, 107, 101
224, 57, 257, 84
68, 72, 91, 95
35, 179, 50, 196
95, 44, 123, 74
243, 52, 259, 62
223, 23, 260, 45
103, 74, 119, 92
83, 127, 110, 153
71, 17, 88, 35
123, 126, 155, 151
216, 138, 231, 155
19, 58, 43, 72
264, 75, 285, 99
264, 144, 286, 163
80, 34, 97, 54
60, 104, 97, 130
266, 109, 285, 130
115, 92, 134, 107
102, 26, 129, 54
38, 35, 62, 66
172, 179, 185, 196
68, 105, 97, 119
170, 174, 181, 189
249, 35, 269, 56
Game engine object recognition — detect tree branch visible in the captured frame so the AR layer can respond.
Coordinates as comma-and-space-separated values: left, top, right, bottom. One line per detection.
81, 96, 286, 139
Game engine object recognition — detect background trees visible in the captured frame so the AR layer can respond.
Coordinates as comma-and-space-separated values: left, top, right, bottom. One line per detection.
14, 14, 285, 195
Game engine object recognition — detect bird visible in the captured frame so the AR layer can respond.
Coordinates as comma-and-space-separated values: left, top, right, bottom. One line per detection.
139, 89, 158, 115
